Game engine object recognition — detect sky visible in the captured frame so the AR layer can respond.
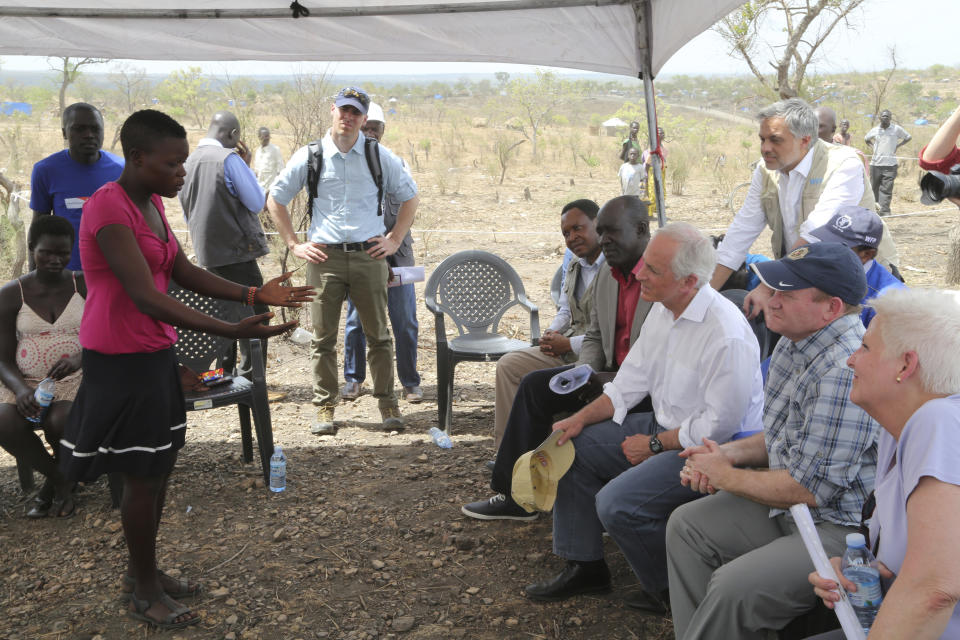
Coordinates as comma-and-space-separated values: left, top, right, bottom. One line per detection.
0, 0, 957, 80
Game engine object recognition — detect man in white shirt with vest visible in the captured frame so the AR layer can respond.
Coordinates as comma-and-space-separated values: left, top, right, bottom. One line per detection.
710, 98, 893, 306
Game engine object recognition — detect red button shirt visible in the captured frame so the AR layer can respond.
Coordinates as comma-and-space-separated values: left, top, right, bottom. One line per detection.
611, 257, 644, 366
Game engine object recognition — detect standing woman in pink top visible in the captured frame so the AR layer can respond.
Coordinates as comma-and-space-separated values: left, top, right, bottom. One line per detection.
59, 110, 313, 630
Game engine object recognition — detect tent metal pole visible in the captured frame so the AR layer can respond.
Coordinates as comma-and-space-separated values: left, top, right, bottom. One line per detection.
0, 0, 632, 19
637, 1, 665, 227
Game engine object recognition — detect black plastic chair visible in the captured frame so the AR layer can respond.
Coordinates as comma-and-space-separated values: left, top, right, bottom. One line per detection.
719, 288, 777, 359
425, 251, 540, 433
168, 283, 274, 486
550, 264, 564, 308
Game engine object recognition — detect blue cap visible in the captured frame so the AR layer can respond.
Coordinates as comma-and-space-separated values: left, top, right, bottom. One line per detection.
334, 86, 370, 114
809, 206, 883, 249
750, 242, 867, 305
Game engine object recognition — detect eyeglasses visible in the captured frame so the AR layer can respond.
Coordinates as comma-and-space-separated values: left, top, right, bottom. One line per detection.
339, 87, 370, 108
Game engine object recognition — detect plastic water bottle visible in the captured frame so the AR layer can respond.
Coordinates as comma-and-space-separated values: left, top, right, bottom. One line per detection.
269, 446, 286, 492
26, 377, 55, 424
841, 532, 883, 634
428, 427, 453, 449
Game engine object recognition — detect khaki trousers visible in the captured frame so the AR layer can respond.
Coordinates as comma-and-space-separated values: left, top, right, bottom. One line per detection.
493, 346, 565, 448
306, 249, 396, 409
666, 491, 854, 640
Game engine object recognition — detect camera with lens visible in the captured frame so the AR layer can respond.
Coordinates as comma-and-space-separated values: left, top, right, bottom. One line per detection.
920, 163, 960, 204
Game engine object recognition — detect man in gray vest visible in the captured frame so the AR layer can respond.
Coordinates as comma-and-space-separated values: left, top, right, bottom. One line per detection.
710, 98, 898, 313
180, 111, 269, 379
491, 198, 604, 450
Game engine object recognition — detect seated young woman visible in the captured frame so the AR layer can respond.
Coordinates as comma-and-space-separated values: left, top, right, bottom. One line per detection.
0, 214, 84, 518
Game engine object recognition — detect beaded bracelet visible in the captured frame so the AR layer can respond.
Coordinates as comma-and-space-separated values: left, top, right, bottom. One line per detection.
246, 286, 257, 306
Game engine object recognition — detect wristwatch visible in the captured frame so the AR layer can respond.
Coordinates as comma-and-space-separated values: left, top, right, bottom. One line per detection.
648, 435, 664, 454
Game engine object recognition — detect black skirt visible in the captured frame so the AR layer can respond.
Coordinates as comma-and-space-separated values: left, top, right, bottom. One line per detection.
60, 348, 187, 482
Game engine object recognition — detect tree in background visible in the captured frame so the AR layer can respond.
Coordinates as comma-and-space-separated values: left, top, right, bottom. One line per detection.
156, 67, 210, 129
503, 70, 571, 160
715, 0, 867, 99
48, 56, 107, 118
106, 63, 153, 149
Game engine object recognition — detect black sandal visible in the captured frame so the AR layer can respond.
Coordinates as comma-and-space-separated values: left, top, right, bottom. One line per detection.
127, 592, 200, 630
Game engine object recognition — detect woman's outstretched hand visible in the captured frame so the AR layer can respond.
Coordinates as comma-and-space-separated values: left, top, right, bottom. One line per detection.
257, 273, 316, 307
230, 313, 300, 340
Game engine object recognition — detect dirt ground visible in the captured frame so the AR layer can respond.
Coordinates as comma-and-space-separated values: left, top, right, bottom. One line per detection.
0, 151, 955, 640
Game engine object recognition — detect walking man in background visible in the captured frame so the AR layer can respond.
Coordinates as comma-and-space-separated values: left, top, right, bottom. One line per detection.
865, 109, 911, 215
180, 111, 270, 380
341, 102, 423, 404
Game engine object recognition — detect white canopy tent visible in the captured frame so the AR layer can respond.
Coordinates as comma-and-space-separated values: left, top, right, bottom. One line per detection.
0, 0, 744, 223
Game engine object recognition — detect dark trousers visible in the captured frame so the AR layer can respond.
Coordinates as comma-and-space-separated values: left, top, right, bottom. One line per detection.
870, 164, 898, 215
490, 364, 650, 496
208, 260, 268, 379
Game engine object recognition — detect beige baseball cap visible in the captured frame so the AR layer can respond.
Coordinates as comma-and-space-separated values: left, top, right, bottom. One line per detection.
511, 429, 576, 513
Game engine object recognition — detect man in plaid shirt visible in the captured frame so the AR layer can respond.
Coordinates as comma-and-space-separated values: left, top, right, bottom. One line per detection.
666, 242, 880, 640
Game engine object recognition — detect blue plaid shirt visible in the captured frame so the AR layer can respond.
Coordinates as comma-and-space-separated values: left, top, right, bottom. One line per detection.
764, 313, 879, 526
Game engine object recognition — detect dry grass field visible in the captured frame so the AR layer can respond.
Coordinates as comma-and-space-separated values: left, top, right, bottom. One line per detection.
0, 95, 955, 639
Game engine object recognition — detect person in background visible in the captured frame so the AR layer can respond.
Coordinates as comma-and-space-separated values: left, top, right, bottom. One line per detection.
833, 118, 851, 145
619, 121, 642, 162
341, 101, 423, 404
809, 289, 960, 639
180, 111, 270, 381
618, 148, 645, 196
864, 110, 911, 216
254, 127, 284, 192
0, 215, 84, 519
59, 109, 313, 630
29, 102, 124, 271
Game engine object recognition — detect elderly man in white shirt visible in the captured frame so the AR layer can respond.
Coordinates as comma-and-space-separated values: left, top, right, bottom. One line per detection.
522, 222, 764, 613
710, 98, 897, 312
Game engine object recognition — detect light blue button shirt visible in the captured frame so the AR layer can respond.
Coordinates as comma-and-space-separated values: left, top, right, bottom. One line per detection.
269, 132, 418, 244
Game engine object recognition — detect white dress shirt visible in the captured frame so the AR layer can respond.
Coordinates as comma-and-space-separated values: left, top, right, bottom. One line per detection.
549, 253, 605, 355
603, 285, 764, 448
716, 147, 865, 269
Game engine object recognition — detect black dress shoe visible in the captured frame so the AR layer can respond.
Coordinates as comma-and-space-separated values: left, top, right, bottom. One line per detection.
624, 588, 670, 615
524, 560, 611, 602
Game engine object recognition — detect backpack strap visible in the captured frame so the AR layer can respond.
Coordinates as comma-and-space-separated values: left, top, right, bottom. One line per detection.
306, 140, 323, 219
364, 137, 384, 217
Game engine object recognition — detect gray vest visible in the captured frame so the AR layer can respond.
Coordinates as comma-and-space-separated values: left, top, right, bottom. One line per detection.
560, 258, 599, 363
384, 191, 414, 268
180, 144, 269, 268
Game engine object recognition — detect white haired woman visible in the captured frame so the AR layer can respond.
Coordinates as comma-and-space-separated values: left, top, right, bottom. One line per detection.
808, 288, 960, 638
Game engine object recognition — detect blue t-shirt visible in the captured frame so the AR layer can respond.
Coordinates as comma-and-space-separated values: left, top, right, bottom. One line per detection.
861, 260, 907, 328
30, 149, 125, 271
744, 253, 771, 291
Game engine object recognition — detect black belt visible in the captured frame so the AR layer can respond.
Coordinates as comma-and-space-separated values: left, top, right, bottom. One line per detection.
326, 241, 376, 253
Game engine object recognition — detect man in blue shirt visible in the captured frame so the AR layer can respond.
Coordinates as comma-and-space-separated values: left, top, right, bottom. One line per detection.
268, 87, 419, 436
29, 102, 124, 271
809, 205, 906, 327
180, 111, 269, 379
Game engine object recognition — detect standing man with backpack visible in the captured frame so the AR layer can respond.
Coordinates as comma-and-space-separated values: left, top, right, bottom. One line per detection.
267, 87, 419, 436
341, 102, 423, 405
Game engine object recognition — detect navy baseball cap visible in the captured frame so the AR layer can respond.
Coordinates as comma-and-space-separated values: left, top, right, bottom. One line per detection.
334, 87, 370, 114
750, 242, 867, 305
809, 206, 883, 249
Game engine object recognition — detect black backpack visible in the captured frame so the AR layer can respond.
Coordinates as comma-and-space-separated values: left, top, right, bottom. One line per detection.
306, 137, 384, 218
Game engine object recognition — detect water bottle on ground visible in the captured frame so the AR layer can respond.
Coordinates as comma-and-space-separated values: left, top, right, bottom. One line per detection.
26, 377, 55, 424
269, 446, 286, 492
428, 427, 453, 449
841, 532, 883, 634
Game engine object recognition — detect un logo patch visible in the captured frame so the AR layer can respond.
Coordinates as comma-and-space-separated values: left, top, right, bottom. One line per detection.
788, 247, 809, 260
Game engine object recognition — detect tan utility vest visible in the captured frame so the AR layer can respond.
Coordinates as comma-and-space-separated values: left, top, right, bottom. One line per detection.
560, 256, 600, 362
759, 139, 877, 259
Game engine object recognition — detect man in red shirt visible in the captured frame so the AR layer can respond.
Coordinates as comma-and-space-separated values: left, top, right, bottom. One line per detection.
462, 196, 654, 520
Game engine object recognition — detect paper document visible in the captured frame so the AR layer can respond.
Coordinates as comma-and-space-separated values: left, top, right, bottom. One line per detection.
789, 504, 866, 640
388, 266, 425, 287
